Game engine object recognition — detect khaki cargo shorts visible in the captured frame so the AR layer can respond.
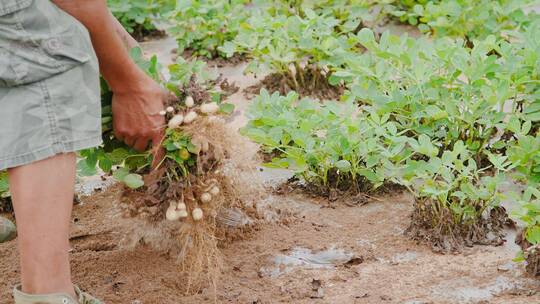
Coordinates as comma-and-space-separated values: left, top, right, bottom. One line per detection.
0, 0, 101, 170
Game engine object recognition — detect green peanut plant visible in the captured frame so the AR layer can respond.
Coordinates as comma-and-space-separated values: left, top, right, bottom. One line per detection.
511, 186, 540, 276
507, 133, 540, 184
398, 140, 508, 252
108, 0, 175, 37
241, 89, 407, 196
165, 0, 250, 58
221, 8, 359, 98
510, 21, 540, 132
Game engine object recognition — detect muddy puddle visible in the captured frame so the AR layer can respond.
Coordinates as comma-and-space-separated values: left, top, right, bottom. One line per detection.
432, 276, 519, 304
260, 247, 357, 278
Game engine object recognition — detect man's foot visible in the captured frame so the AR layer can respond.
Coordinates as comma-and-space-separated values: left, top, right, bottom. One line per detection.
13, 285, 103, 304
75, 286, 103, 304
0, 216, 16, 243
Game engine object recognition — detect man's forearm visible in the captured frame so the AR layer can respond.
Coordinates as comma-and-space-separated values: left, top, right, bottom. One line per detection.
51, 0, 144, 92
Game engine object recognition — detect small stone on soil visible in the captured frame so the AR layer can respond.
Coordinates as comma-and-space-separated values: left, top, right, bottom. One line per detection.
497, 262, 515, 272
355, 293, 369, 298
310, 279, 324, 299
344, 256, 364, 267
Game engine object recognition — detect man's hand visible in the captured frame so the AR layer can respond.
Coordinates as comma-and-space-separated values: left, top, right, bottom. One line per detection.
112, 76, 166, 152
50, 0, 167, 166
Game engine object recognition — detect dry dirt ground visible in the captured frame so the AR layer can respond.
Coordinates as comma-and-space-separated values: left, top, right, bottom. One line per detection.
2, 179, 540, 304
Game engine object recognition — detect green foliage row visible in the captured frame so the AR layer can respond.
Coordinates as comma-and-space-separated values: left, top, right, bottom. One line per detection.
161, 0, 402, 60
220, 8, 359, 90
336, 29, 526, 165
107, 0, 538, 60
255, 0, 387, 33
388, 0, 539, 39
242, 21, 540, 249
165, 0, 379, 59
159, 0, 539, 60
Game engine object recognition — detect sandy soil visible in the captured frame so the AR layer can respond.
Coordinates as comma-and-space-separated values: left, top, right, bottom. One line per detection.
2, 179, 540, 304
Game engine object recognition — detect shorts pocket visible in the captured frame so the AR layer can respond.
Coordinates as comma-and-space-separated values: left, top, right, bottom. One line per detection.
0, 0, 93, 88
0, 0, 31, 16
0, 34, 91, 87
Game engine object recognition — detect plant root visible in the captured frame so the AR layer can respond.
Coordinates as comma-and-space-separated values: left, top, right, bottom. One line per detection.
175, 74, 239, 109
279, 167, 403, 203
180, 49, 247, 67
132, 27, 166, 42
245, 66, 344, 100
117, 117, 265, 295
406, 198, 509, 253
516, 229, 540, 276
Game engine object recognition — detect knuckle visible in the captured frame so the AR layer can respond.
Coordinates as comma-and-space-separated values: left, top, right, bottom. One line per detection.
125, 131, 136, 138
114, 129, 125, 138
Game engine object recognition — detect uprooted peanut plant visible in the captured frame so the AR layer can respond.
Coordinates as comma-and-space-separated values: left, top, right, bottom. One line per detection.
79, 48, 263, 294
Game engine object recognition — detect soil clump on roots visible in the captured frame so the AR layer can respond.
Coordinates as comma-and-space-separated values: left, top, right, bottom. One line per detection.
516, 230, 540, 276
277, 172, 404, 205
182, 74, 239, 105
178, 49, 247, 68
406, 198, 510, 253
133, 28, 166, 42
245, 66, 344, 100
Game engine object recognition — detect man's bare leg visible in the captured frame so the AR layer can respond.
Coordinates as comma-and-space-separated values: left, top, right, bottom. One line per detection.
8, 153, 77, 299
